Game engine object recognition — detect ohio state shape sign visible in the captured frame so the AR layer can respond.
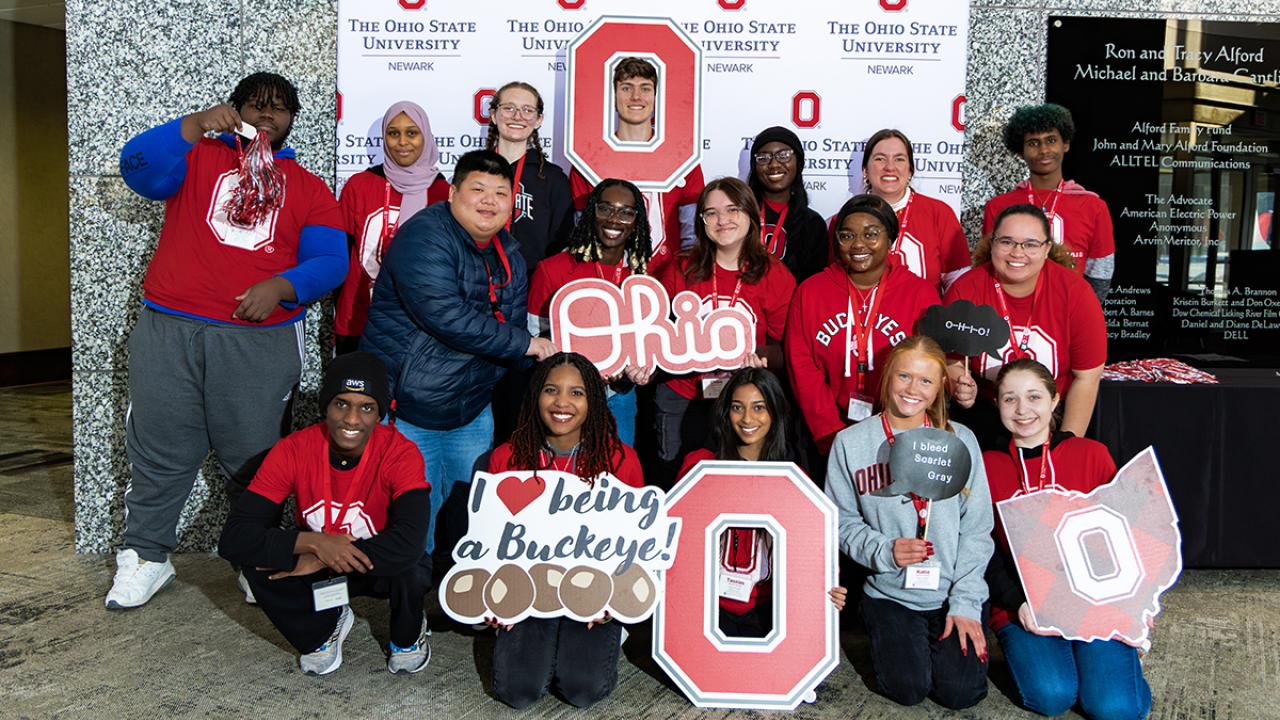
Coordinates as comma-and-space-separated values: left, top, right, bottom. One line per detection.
550, 275, 757, 376
653, 461, 839, 710
997, 447, 1182, 646
565, 16, 702, 191
440, 471, 679, 624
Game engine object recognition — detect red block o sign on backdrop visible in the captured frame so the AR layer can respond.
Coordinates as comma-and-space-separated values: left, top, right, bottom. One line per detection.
653, 461, 839, 710
565, 16, 702, 191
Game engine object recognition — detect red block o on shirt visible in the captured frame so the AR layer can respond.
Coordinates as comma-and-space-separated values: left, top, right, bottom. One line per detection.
565, 17, 702, 191
653, 461, 839, 710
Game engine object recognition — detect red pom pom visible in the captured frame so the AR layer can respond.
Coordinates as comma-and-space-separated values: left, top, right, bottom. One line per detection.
223, 133, 286, 228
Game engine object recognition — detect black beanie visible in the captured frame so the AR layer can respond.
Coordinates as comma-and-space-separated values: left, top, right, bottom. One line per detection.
320, 351, 389, 419
750, 125, 806, 166
748, 126, 809, 211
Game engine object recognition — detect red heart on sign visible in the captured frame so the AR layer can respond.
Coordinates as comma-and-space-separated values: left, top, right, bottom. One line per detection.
496, 475, 546, 516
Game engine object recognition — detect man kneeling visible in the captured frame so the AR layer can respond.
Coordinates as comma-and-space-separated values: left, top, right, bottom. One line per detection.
218, 352, 432, 676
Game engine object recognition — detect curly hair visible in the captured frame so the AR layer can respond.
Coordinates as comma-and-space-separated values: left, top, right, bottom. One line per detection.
972, 203, 1075, 270
682, 176, 769, 285
485, 81, 550, 180
507, 353, 623, 485
709, 367, 798, 463
564, 179, 652, 276
229, 72, 301, 115
878, 335, 954, 433
1002, 103, 1075, 155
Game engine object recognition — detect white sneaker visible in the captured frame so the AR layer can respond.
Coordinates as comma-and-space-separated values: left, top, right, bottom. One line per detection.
387, 615, 431, 674
300, 606, 354, 676
105, 549, 176, 609
237, 571, 257, 605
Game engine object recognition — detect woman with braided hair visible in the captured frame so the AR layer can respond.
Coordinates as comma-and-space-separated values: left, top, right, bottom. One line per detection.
486, 81, 574, 272
527, 179, 656, 444
486, 352, 643, 709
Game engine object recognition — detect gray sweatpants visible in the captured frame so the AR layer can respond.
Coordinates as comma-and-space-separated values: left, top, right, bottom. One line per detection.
122, 308, 304, 561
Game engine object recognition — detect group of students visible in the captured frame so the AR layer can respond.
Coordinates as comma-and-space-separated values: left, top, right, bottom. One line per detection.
103, 63, 1146, 718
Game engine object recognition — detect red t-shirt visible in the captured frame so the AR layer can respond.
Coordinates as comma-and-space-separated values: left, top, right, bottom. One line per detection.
569, 165, 704, 277
679, 448, 773, 615
784, 263, 940, 443
142, 138, 345, 325
982, 180, 1115, 274
893, 190, 972, 291
248, 423, 428, 538
657, 255, 797, 399
333, 168, 450, 336
983, 436, 1116, 629
943, 261, 1107, 398
488, 440, 645, 488
526, 250, 635, 334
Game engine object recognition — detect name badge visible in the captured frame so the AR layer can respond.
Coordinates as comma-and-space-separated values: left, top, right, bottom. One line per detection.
718, 570, 755, 602
904, 564, 941, 591
312, 576, 350, 612
701, 372, 731, 400
848, 395, 874, 423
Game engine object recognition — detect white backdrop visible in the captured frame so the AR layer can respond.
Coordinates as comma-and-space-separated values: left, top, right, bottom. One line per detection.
336, 0, 969, 220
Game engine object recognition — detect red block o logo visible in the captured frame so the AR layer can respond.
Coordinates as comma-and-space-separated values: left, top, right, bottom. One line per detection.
474, 88, 496, 125
653, 462, 838, 710
719, 0, 746, 9
566, 17, 702, 191
952, 94, 967, 132
559, 0, 586, 8
880, 0, 908, 10
398, 0, 426, 8
792, 91, 820, 129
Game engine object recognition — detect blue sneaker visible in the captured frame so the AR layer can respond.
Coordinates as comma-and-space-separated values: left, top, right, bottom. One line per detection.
300, 606, 353, 676
388, 616, 431, 674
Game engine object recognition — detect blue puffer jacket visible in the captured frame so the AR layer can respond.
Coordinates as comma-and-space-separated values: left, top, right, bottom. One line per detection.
362, 202, 530, 430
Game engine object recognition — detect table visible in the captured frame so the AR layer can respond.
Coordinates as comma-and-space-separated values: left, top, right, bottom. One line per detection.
1089, 367, 1280, 568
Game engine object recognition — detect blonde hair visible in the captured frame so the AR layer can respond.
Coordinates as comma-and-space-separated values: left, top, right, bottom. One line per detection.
878, 335, 953, 433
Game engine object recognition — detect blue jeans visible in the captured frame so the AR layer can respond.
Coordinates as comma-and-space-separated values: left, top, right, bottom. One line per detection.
396, 406, 493, 553
997, 622, 1151, 720
607, 386, 637, 446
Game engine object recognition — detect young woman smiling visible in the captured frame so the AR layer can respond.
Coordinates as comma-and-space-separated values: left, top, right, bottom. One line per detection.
785, 194, 939, 453
333, 101, 449, 352
486, 352, 643, 709
982, 359, 1152, 719
748, 126, 828, 283
678, 368, 846, 638
652, 177, 797, 488
527, 179, 655, 444
485, 81, 574, 272
825, 336, 993, 710
945, 204, 1106, 447
862, 129, 972, 292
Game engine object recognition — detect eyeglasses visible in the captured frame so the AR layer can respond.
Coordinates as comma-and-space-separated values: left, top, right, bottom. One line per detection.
594, 203, 638, 223
495, 103, 539, 119
993, 236, 1049, 252
836, 228, 884, 244
753, 149, 796, 166
700, 206, 744, 224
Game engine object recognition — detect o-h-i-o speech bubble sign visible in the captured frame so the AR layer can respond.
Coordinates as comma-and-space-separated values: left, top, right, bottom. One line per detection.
654, 461, 839, 711
997, 447, 1182, 646
440, 471, 679, 624
917, 300, 1010, 358
550, 275, 757, 376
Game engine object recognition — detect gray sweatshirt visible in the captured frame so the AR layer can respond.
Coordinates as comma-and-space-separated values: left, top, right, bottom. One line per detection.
824, 414, 993, 621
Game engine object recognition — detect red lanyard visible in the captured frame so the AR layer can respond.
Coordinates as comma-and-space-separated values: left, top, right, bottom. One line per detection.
896, 191, 914, 238
319, 430, 377, 535
382, 180, 432, 249
844, 270, 887, 393
760, 202, 789, 256
881, 413, 932, 537
1026, 179, 1064, 219
595, 256, 626, 285
711, 266, 744, 310
722, 528, 759, 573
539, 446, 579, 475
992, 272, 1044, 359
1009, 438, 1053, 494
480, 237, 512, 323
504, 153, 527, 232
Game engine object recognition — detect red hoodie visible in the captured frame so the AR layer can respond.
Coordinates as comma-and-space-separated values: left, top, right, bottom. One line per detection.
784, 263, 939, 446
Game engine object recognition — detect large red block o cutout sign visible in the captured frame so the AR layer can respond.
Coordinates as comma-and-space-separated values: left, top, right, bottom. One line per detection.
566, 17, 702, 191
653, 461, 839, 710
